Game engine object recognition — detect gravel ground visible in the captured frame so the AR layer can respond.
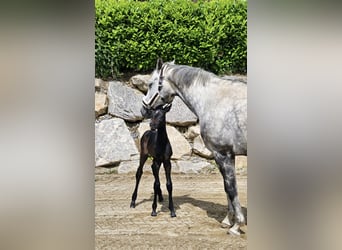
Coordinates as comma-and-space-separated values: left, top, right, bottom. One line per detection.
95, 171, 247, 249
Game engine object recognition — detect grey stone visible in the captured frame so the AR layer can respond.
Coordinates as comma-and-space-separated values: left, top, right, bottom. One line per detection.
95, 118, 139, 167
107, 81, 144, 122
193, 135, 214, 159
129, 74, 150, 93
95, 78, 109, 93
95, 92, 108, 117
138, 121, 192, 160
176, 160, 212, 174
235, 156, 248, 175
185, 125, 201, 140
118, 160, 139, 174
166, 97, 198, 126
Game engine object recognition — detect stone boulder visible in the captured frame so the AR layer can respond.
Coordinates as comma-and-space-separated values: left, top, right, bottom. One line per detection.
95, 78, 109, 93
185, 125, 201, 140
95, 92, 108, 117
166, 97, 198, 126
235, 156, 248, 175
129, 74, 150, 93
193, 135, 214, 159
95, 118, 139, 167
138, 121, 191, 160
107, 81, 144, 122
176, 160, 212, 174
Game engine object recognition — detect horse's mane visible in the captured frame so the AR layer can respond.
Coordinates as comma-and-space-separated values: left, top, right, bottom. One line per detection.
166, 64, 219, 88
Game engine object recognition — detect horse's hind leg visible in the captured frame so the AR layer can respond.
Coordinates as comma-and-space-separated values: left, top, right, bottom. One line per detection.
151, 160, 162, 216
164, 159, 176, 217
130, 154, 148, 208
214, 151, 245, 236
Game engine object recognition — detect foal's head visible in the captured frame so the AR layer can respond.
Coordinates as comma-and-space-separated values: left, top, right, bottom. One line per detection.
149, 104, 171, 131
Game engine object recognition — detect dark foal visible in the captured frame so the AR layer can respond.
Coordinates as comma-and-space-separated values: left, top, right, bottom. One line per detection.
130, 104, 176, 217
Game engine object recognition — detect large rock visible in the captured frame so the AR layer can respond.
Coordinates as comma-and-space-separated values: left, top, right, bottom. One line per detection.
193, 135, 214, 159
95, 92, 108, 117
108, 81, 144, 122
166, 97, 198, 126
185, 125, 201, 140
138, 122, 191, 160
95, 118, 139, 167
129, 74, 150, 93
235, 156, 248, 175
95, 78, 109, 93
176, 160, 212, 174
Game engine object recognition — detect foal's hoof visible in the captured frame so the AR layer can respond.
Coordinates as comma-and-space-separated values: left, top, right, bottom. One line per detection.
170, 212, 176, 218
151, 211, 157, 217
130, 201, 135, 208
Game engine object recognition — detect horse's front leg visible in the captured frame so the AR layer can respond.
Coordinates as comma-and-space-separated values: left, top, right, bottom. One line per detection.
221, 199, 234, 228
214, 151, 245, 236
164, 159, 176, 217
151, 160, 162, 216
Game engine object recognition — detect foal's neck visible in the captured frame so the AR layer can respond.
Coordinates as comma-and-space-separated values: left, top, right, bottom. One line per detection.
156, 122, 167, 139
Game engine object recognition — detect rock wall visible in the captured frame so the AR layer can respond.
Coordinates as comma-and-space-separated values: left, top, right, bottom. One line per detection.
95, 75, 247, 175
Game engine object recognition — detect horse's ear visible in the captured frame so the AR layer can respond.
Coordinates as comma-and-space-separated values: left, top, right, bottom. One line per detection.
156, 58, 164, 70
170, 59, 175, 65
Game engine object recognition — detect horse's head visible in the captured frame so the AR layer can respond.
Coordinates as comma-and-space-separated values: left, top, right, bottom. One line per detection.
141, 58, 176, 118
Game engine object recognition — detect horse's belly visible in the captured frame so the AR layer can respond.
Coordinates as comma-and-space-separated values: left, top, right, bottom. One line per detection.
200, 123, 247, 155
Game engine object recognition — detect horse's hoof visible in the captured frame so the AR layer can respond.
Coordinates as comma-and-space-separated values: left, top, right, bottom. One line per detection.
151, 211, 157, 216
228, 224, 241, 236
221, 215, 232, 228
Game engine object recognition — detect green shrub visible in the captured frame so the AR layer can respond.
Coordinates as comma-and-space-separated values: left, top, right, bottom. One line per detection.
95, 0, 247, 78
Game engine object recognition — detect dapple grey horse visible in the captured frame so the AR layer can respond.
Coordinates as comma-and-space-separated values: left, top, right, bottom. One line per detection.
141, 59, 247, 235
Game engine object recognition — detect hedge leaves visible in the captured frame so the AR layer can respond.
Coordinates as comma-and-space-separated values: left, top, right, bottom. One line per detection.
95, 0, 247, 78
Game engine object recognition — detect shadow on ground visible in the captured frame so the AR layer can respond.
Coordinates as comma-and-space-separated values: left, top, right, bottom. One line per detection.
133, 194, 247, 225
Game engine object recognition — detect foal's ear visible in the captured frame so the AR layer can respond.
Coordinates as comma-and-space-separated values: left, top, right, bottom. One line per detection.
156, 58, 164, 70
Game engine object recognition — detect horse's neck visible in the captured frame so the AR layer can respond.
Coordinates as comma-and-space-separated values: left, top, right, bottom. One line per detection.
172, 79, 212, 119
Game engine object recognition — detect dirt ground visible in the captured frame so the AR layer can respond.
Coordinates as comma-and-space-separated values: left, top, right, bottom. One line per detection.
95, 171, 247, 249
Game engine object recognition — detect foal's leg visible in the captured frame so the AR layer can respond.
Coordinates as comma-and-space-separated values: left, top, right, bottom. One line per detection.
214, 151, 245, 236
151, 160, 162, 216
130, 154, 148, 208
164, 159, 176, 217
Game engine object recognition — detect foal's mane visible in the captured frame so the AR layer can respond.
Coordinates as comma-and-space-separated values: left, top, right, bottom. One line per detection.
165, 64, 219, 88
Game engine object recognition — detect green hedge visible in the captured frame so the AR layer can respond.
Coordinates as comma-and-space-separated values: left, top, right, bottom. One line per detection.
95, 0, 247, 78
